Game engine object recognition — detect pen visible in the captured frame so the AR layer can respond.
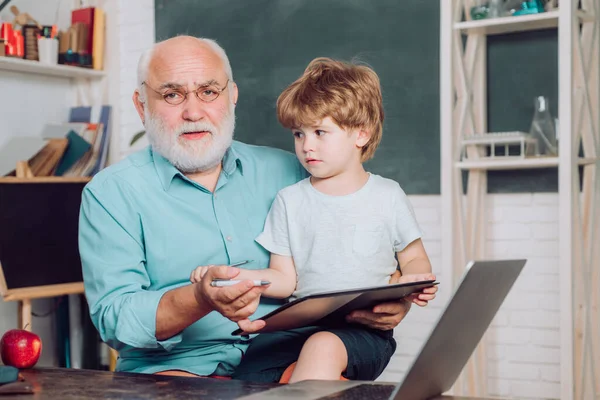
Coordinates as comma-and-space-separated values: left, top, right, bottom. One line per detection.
229, 260, 252, 267
210, 280, 271, 287
210, 260, 263, 286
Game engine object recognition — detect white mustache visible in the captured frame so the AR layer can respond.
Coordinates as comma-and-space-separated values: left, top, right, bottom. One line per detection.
176, 122, 217, 136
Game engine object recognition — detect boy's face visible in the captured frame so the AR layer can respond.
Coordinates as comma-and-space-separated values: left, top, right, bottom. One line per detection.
292, 116, 369, 179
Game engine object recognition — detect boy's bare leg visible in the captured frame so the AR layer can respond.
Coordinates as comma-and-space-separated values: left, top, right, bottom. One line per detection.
154, 370, 201, 377
289, 331, 348, 383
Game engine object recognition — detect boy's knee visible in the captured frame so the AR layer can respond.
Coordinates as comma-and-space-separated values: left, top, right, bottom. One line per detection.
304, 331, 345, 353
296, 332, 348, 376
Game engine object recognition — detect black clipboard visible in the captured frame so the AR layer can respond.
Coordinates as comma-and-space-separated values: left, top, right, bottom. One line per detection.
232, 279, 438, 335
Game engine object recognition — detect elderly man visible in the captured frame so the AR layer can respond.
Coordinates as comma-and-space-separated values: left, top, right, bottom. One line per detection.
79, 36, 427, 377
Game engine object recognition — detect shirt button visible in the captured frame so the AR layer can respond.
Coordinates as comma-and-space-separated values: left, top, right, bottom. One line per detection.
226, 236, 233, 242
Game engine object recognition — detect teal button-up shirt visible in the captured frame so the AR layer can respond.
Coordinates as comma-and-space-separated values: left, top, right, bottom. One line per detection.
79, 141, 306, 375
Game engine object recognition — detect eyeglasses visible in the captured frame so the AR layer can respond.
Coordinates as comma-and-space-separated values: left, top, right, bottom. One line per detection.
142, 79, 230, 105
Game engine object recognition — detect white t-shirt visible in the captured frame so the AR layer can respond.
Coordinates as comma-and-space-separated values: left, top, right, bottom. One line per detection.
256, 174, 423, 300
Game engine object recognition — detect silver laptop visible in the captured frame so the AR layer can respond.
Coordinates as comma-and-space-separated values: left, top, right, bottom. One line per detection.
237, 259, 526, 400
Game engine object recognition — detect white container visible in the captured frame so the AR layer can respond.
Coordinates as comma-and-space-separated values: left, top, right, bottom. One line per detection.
37, 37, 58, 65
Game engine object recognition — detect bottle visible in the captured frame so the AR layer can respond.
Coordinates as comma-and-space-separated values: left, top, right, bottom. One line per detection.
488, 0, 505, 18
529, 96, 558, 156
470, 0, 489, 20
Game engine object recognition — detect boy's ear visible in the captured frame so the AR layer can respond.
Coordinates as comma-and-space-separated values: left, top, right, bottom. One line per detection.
355, 129, 371, 148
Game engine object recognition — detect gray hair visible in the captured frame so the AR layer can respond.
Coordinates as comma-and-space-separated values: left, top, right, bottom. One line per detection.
137, 37, 234, 103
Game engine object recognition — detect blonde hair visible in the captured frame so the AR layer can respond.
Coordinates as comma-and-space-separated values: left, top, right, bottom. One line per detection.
276, 57, 384, 162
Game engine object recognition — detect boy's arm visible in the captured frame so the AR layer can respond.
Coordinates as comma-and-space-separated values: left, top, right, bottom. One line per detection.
392, 184, 430, 276
396, 238, 432, 275
234, 254, 297, 299
396, 238, 436, 307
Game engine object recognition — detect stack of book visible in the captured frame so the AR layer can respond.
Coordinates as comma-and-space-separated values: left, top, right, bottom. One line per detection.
0, 106, 112, 178
57, 6, 105, 70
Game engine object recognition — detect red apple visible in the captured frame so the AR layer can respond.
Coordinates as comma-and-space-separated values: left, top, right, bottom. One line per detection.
0, 329, 42, 369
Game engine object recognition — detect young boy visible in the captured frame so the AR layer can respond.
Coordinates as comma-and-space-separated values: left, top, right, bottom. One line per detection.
191, 57, 436, 383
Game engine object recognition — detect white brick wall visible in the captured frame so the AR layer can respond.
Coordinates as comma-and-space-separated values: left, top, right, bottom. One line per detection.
382, 193, 561, 399
112, 0, 155, 160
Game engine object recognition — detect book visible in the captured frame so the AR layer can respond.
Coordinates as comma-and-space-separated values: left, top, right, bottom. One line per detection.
232, 279, 438, 335
71, 7, 94, 67
62, 124, 106, 177
54, 130, 93, 176
69, 106, 112, 175
29, 138, 69, 176
92, 8, 105, 71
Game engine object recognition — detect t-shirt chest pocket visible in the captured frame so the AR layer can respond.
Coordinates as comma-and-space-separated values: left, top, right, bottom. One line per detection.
352, 224, 385, 257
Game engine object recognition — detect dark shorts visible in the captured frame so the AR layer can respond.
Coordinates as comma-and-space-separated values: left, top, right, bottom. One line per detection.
232, 326, 396, 383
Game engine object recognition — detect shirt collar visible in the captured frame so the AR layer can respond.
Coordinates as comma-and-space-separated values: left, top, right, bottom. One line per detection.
152, 145, 243, 192
222, 144, 243, 177
152, 149, 181, 191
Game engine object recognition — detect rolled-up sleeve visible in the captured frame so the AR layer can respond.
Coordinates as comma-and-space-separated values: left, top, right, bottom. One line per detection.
79, 184, 182, 352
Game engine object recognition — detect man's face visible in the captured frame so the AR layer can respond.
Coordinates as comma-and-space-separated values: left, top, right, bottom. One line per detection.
137, 42, 238, 173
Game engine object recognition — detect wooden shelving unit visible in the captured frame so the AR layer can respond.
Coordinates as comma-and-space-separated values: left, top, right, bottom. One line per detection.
455, 156, 597, 170
0, 57, 105, 80
0, 55, 106, 335
441, 1, 600, 399
453, 9, 594, 35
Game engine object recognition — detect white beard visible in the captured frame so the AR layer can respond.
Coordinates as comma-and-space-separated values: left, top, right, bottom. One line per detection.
144, 102, 235, 173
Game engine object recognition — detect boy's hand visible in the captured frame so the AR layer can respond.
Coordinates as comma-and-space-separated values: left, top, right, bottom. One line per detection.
190, 265, 213, 283
390, 272, 438, 307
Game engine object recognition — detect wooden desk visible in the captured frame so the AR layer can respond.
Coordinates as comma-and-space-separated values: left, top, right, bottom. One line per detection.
4, 368, 276, 399
2, 368, 498, 400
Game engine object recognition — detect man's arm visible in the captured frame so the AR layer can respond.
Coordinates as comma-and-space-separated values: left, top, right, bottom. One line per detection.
80, 185, 180, 350
157, 266, 269, 339
155, 284, 208, 340
80, 186, 266, 350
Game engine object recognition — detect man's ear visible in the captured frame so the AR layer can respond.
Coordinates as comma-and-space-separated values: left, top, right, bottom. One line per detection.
231, 82, 239, 106
355, 129, 371, 148
133, 90, 146, 125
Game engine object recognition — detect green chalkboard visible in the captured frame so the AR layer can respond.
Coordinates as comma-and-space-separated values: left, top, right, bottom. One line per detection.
155, 0, 558, 194
486, 29, 558, 193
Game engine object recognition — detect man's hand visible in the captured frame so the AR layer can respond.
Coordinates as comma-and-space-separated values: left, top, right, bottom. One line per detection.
193, 266, 268, 332
345, 272, 438, 330
236, 318, 266, 334
346, 297, 412, 331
